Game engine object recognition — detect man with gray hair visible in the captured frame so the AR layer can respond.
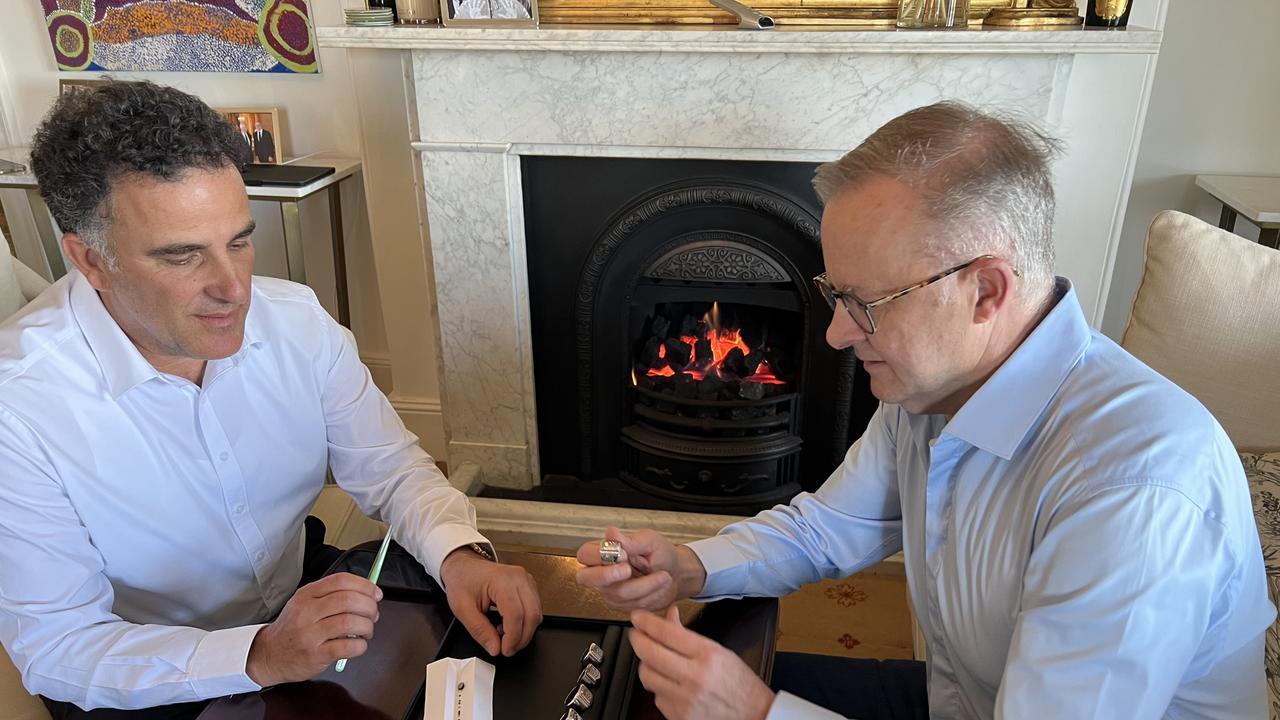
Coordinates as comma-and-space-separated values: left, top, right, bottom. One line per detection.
0, 81, 542, 719
577, 102, 1272, 719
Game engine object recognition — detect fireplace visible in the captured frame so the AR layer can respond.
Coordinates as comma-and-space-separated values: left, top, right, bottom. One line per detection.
518, 156, 877, 513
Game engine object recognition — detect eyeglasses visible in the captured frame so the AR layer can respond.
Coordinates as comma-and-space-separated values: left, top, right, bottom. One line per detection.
813, 255, 998, 335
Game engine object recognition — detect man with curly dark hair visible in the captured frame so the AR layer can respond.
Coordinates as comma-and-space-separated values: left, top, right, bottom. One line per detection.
0, 81, 542, 719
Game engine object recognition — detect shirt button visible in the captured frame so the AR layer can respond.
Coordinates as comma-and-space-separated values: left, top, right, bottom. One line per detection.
234, 504, 246, 514
255, 551, 266, 562
219, 452, 229, 462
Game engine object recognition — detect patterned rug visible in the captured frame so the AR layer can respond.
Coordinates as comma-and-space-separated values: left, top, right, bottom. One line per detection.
776, 560, 916, 660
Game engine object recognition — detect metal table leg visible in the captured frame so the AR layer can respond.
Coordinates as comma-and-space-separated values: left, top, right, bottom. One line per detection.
25, 188, 66, 279
1260, 227, 1279, 249
327, 183, 350, 328
1218, 204, 1238, 232
279, 200, 306, 285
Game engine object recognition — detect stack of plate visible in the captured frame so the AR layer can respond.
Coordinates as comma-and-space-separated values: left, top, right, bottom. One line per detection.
344, 6, 395, 26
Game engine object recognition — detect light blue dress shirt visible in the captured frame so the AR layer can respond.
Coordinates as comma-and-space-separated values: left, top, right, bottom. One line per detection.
689, 280, 1274, 719
0, 272, 490, 710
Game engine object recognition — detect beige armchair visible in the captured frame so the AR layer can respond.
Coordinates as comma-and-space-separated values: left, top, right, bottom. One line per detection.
1121, 209, 1280, 717
0, 233, 50, 717
0, 228, 50, 321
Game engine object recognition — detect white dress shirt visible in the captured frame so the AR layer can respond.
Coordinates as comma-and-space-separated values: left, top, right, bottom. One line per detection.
0, 271, 489, 710
690, 280, 1274, 719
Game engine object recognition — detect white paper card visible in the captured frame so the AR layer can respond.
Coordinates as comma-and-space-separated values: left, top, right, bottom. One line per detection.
424, 656, 496, 720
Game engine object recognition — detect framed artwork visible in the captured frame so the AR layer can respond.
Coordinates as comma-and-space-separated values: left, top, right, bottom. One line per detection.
440, 0, 538, 27
216, 107, 283, 165
41, 0, 319, 73
58, 77, 114, 95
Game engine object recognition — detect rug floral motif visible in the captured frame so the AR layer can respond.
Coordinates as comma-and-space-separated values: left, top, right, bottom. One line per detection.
1243, 451, 1280, 720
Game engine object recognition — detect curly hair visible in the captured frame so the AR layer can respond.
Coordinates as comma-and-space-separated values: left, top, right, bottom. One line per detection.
29, 81, 248, 269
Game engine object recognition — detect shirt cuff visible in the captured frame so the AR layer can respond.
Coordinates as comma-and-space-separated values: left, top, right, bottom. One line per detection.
188, 624, 267, 698
767, 691, 848, 720
420, 522, 494, 583
686, 535, 751, 600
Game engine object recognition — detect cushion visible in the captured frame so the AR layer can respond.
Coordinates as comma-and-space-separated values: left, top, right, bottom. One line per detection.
1122, 211, 1280, 452
0, 232, 26, 321
1245, 451, 1280, 719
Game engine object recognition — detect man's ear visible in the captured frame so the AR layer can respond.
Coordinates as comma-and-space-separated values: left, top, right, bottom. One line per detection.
971, 261, 1014, 325
61, 232, 112, 291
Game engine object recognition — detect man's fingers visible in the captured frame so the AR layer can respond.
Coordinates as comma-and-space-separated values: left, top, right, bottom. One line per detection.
308, 589, 380, 625
629, 624, 695, 686
513, 574, 543, 652
453, 600, 501, 656
610, 571, 673, 604
492, 584, 526, 657
636, 658, 683, 698
576, 540, 603, 567
316, 613, 375, 643
320, 635, 368, 661
303, 572, 383, 601
630, 608, 706, 657
576, 562, 633, 588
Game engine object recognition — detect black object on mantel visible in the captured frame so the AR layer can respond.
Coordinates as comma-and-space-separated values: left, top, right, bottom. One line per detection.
366, 0, 399, 21
1085, 0, 1133, 27
240, 163, 335, 187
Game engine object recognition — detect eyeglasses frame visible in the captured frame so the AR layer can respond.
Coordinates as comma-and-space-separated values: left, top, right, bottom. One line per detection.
813, 254, 1005, 335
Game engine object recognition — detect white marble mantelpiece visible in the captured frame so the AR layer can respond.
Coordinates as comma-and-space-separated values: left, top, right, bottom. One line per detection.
318, 24, 1162, 541
317, 24, 1161, 54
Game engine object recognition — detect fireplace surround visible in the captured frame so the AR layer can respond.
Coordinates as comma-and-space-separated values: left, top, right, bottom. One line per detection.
317, 23, 1164, 546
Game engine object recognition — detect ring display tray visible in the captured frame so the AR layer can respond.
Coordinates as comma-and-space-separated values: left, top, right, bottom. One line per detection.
403, 615, 642, 720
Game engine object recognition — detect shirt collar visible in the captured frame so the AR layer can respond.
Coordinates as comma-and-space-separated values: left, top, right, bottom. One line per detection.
942, 278, 1092, 460
69, 271, 266, 399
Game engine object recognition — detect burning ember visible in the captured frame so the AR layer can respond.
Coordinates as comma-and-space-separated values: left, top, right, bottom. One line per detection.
635, 302, 785, 387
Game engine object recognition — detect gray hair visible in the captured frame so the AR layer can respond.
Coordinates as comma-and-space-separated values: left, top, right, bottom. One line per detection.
29, 81, 249, 271
813, 101, 1061, 306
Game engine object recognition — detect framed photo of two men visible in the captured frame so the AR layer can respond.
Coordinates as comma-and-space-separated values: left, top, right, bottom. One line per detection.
216, 107, 283, 165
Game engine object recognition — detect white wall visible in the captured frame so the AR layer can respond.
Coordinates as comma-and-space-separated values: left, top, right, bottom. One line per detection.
0, 2, 449, 456
1101, 0, 1280, 337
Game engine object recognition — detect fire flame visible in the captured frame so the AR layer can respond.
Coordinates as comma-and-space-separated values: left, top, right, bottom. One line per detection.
643, 302, 784, 385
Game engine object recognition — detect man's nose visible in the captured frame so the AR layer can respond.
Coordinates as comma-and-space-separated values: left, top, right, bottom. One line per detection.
206, 253, 249, 305
826, 306, 868, 350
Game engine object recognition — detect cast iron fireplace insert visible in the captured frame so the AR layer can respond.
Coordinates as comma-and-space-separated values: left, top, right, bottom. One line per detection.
490, 156, 877, 514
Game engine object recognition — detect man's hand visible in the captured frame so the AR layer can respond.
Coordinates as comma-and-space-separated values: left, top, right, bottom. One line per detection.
439, 547, 543, 657
245, 573, 382, 687
575, 527, 707, 612
630, 606, 775, 720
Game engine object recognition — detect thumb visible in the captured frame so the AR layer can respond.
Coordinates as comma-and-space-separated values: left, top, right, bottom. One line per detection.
665, 604, 681, 624
610, 527, 659, 574
453, 598, 501, 656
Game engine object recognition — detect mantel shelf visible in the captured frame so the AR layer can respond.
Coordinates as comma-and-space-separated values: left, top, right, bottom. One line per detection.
315, 24, 1160, 55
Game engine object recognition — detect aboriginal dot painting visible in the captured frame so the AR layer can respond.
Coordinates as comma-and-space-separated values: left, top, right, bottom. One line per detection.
42, 0, 319, 73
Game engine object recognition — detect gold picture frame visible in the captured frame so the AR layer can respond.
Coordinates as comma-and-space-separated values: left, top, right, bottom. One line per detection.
440, 0, 538, 27
215, 107, 284, 165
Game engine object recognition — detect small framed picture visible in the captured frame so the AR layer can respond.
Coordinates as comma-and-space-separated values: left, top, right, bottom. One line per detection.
216, 107, 283, 165
58, 77, 114, 96
440, 0, 537, 27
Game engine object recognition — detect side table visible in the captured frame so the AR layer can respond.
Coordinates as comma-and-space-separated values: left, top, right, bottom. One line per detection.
1195, 174, 1280, 249
0, 148, 360, 326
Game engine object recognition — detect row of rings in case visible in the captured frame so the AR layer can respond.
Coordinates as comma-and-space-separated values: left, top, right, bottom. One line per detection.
582, 642, 604, 665
578, 664, 601, 687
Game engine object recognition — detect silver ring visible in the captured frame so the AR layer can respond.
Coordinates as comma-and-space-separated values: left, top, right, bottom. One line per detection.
565, 683, 594, 710
578, 663, 601, 687
560, 710, 583, 720
599, 539, 622, 565
582, 642, 604, 665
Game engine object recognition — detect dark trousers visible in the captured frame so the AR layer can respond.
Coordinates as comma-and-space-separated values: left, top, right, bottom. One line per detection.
771, 652, 929, 720
41, 517, 343, 720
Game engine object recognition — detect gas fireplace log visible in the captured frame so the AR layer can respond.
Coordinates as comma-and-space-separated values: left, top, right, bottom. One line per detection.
641, 337, 662, 368
651, 315, 671, 340
723, 347, 749, 378
664, 338, 692, 368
